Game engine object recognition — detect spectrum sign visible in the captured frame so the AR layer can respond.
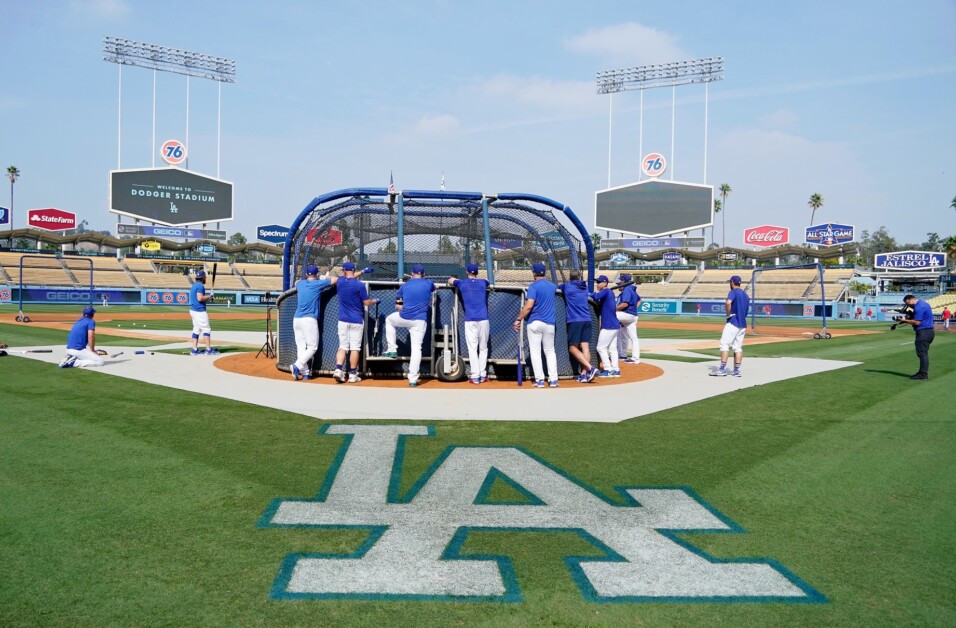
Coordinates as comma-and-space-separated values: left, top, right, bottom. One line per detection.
27, 208, 76, 231
257, 224, 290, 244
805, 223, 854, 245
743, 225, 789, 248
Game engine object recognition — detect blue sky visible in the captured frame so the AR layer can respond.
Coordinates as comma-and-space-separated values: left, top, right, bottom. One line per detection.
2, 0, 954, 248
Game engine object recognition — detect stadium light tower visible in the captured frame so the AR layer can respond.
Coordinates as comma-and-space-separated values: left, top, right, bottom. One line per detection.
103, 36, 236, 175
597, 57, 724, 184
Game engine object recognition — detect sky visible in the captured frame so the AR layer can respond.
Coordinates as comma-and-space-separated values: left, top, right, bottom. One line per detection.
2, 0, 955, 249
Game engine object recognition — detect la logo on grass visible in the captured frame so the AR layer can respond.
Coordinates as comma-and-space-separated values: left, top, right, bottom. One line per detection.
260, 425, 824, 603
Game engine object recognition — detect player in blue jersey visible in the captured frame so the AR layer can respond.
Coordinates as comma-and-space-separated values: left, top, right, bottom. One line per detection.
384, 263, 436, 387
290, 264, 336, 381
711, 275, 750, 377
514, 262, 559, 387
188, 268, 218, 355
448, 263, 491, 384
615, 274, 641, 364
591, 275, 621, 377
558, 271, 598, 383
333, 262, 375, 383
897, 294, 935, 380
58, 306, 104, 368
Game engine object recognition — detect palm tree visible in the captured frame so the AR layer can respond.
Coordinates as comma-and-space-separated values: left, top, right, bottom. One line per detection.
950, 195, 956, 212
718, 183, 731, 247
808, 193, 823, 226
6, 166, 19, 231
712, 199, 721, 246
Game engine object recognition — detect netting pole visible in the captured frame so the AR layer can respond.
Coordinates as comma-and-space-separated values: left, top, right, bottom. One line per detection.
396, 193, 405, 278
482, 197, 495, 283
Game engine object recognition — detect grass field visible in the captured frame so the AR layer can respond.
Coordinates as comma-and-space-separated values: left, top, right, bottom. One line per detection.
1, 313, 954, 626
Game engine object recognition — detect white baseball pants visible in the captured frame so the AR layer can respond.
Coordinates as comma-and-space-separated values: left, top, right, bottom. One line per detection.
66, 347, 104, 368
597, 328, 619, 371
526, 320, 557, 383
386, 313, 427, 383
465, 320, 490, 379
616, 312, 639, 360
293, 317, 319, 375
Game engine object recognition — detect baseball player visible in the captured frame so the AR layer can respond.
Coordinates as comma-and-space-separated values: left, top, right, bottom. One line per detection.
558, 271, 598, 382
333, 262, 376, 383
513, 262, 559, 388
711, 274, 750, 377
591, 275, 621, 377
384, 263, 436, 387
615, 273, 641, 364
448, 263, 491, 384
58, 306, 104, 368
291, 264, 336, 381
188, 268, 218, 355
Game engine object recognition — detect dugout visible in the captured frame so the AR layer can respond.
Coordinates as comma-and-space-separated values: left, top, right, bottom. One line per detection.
276, 188, 598, 381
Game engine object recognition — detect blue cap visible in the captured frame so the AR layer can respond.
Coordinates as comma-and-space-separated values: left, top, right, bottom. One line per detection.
730, 275, 742, 284
466, 263, 479, 274
342, 261, 355, 271
412, 263, 425, 274
619, 273, 631, 282
82, 306, 96, 317
305, 264, 319, 276
532, 262, 546, 275
195, 268, 206, 279
596, 275, 609, 284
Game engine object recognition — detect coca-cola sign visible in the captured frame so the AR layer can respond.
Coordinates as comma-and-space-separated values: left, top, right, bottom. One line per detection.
743, 225, 789, 248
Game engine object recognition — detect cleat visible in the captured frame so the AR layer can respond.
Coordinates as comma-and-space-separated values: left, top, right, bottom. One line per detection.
549, 380, 559, 388
291, 364, 301, 381
348, 372, 362, 383
480, 377, 489, 383
623, 358, 640, 364
58, 355, 76, 368
533, 380, 546, 388
190, 349, 202, 355
909, 374, 927, 380
598, 370, 615, 378
205, 349, 220, 355
470, 378, 482, 385
611, 370, 621, 377
303, 374, 311, 381
382, 351, 398, 358
732, 369, 742, 378
408, 381, 419, 387
334, 368, 346, 383
585, 367, 599, 383
710, 366, 728, 377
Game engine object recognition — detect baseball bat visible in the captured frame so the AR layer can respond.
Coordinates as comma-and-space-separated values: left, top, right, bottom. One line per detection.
516, 328, 523, 387
5, 349, 54, 354
211, 262, 218, 291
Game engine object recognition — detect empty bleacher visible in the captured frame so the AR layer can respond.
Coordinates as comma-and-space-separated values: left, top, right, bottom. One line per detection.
61, 256, 134, 288
233, 262, 283, 291
0, 252, 73, 286
684, 270, 751, 299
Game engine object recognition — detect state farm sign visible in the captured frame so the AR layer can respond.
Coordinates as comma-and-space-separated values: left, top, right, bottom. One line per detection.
743, 225, 789, 248
28, 208, 77, 231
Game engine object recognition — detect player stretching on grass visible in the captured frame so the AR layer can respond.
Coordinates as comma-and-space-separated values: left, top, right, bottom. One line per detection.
384, 263, 436, 387
333, 262, 375, 383
591, 275, 621, 378
448, 263, 490, 384
58, 306, 104, 368
559, 271, 598, 383
291, 265, 335, 381
711, 274, 749, 377
189, 268, 218, 355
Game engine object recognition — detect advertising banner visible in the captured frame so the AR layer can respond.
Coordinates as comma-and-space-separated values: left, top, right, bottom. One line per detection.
602, 237, 706, 249
141, 241, 161, 252
743, 225, 789, 248
662, 252, 683, 265
490, 238, 523, 250
257, 224, 290, 244
27, 208, 76, 231
109, 168, 234, 226
637, 300, 679, 314
304, 227, 343, 246
117, 224, 227, 240
0, 206, 9, 226
10, 288, 141, 304
717, 251, 739, 262
805, 223, 854, 245
874, 251, 946, 270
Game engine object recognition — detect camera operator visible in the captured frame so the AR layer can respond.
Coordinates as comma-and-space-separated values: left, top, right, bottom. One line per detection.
895, 294, 935, 380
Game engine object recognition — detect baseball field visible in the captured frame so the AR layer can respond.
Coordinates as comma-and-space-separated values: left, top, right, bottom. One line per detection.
1, 306, 953, 626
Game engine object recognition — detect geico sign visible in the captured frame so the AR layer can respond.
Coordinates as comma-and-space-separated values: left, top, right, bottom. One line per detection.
46, 291, 93, 300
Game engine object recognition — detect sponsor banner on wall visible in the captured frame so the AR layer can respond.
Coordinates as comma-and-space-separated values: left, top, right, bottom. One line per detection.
142, 290, 191, 306
241, 292, 278, 305
0, 288, 11, 302
10, 288, 141, 304
874, 251, 946, 270
805, 223, 854, 245
637, 300, 679, 314
28, 208, 77, 231
750, 302, 808, 316
717, 251, 739, 262
117, 224, 228, 240
257, 225, 290, 244
0, 206, 9, 226
743, 225, 789, 248
602, 237, 705, 249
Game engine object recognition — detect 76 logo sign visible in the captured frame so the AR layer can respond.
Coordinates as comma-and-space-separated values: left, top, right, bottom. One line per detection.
161, 140, 187, 165
641, 153, 666, 178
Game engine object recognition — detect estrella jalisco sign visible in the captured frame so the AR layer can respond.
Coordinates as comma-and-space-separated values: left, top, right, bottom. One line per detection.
805, 223, 854, 245
874, 250, 946, 270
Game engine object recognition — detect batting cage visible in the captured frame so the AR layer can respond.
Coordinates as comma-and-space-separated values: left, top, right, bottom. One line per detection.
275, 188, 597, 382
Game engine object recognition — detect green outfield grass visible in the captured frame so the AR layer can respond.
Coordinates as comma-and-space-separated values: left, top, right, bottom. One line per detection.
1, 320, 953, 626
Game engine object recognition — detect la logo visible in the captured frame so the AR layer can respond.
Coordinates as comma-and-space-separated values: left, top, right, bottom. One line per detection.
260, 425, 823, 603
